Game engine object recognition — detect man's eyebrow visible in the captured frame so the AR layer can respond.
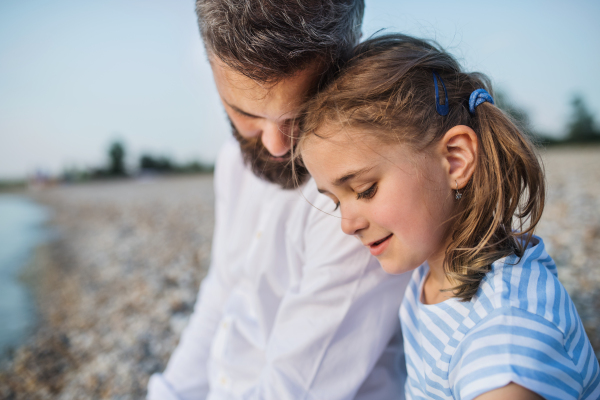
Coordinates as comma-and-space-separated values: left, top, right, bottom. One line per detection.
223, 99, 260, 119
224, 98, 298, 122
333, 166, 375, 186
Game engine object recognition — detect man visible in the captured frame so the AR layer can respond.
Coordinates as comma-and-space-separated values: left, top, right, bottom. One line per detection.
147, 1, 410, 399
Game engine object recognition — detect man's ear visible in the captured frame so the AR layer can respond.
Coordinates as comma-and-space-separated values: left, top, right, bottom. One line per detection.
437, 125, 478, 189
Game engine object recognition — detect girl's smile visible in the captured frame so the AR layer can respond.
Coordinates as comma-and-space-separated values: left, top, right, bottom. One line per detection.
367, 233, 393, 256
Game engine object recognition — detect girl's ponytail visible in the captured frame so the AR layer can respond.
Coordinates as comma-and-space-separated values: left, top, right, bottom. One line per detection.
446, 101, 545, 300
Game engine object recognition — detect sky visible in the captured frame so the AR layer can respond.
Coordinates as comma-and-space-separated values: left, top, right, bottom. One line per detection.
1, 0, 599, 180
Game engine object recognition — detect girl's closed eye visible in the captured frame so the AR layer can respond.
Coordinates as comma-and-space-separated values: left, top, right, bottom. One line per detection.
332, 183, 377, 211
356, 183, 378, 200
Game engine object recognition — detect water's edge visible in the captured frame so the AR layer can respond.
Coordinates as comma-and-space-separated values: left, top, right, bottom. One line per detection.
0, 194, 52, 363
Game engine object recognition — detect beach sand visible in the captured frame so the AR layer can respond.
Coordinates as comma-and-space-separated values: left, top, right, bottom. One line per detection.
0, 175, 215, 399
1, 146, 599, 399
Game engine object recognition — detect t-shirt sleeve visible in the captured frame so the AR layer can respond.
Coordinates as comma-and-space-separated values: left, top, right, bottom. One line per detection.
449, 306, 589, 400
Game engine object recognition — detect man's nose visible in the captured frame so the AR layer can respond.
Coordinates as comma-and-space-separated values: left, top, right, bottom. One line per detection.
261, 121, 291, 157
340, 207, 368, 236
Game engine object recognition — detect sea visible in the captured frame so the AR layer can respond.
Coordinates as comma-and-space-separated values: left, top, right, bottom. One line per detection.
0, 194, 50, 360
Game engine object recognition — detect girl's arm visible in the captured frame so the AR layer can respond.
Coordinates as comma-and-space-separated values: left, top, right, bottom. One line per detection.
475, 383, 544, 400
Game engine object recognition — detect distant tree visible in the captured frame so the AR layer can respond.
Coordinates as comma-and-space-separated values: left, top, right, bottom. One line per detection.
139, 154, 174, 172
140, 154, 157, 170
181, 160, 214, 173
61, 166, 90, 182
139, 154, 214, 174
567, 94, 600, 143
108, 141, 127, 176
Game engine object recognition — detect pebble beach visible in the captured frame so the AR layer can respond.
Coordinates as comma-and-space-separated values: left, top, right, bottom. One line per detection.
1, 146, 599, 399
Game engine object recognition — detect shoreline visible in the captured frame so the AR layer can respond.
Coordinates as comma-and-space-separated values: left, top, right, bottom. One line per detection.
0, 241, 77, 396
0, 194, 50, 367
0, 242, 50, 365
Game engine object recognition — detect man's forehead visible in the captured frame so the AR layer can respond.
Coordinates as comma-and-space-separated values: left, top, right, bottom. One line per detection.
210, 55, 323, 86
211, 56, 323, 119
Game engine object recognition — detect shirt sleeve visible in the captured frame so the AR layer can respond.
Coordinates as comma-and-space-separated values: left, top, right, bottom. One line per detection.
236, 180, 411, 400
449, 306, 590, 400
147, 140, 240, 400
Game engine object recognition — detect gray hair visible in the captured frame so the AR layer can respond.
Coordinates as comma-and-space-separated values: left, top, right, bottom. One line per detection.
196, 0, 364, 82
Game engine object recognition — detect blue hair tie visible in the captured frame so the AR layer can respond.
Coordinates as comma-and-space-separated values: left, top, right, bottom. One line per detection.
432, 71, 449, 116
469, 89, 494, 114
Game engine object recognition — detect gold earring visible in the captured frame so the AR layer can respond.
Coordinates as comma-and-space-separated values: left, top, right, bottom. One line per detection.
455, 180, 462, 200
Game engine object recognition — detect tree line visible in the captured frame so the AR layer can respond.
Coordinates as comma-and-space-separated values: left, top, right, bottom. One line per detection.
81, 93, 597, 182
2, 93, 599, 189
497, 93, 600, 146
62, 143, 214, 182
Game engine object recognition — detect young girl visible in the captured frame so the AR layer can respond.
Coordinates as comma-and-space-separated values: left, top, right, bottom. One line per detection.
297, 34, 600, 399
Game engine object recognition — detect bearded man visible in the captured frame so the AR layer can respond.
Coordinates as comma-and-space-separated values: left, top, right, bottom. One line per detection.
147, 1, 410, 399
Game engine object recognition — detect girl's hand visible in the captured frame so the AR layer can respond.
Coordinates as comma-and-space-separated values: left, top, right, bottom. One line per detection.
474, 382, 544, 400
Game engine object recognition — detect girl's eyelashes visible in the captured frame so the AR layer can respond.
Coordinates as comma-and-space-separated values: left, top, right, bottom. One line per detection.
330, 183, 377, 211
356, 183, 378, 200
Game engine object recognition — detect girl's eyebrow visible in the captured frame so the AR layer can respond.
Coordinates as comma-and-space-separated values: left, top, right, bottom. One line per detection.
316, 166, 375, 195
333, 166, 374, 186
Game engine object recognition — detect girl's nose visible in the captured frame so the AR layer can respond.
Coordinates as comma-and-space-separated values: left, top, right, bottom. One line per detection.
261, 122, 291, 157
341, 209, 368, 236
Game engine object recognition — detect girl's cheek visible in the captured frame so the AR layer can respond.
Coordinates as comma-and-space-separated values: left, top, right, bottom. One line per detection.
373, 200, 401, 224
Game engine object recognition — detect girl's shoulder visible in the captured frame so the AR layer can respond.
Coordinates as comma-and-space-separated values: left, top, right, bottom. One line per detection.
475, 235, 569, 329
465, 235, 597, 371
405, 239, 578, 343
449, 237, 600, 399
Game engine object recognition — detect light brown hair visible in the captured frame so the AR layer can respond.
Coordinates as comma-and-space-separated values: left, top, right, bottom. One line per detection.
299, 34, 545, 301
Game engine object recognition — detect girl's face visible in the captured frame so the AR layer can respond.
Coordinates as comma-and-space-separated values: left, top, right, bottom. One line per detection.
301, 125, 456, 274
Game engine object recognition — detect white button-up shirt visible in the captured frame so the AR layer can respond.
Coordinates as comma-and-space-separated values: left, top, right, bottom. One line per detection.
147, 138, 410, 400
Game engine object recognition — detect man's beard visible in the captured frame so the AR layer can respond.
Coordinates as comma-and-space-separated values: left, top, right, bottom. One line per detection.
230, 121, 309, 190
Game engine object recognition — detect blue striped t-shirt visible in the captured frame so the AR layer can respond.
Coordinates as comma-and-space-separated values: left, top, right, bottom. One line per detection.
400, 236, 600, 400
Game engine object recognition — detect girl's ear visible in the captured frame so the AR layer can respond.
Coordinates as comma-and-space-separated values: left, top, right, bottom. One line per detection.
437, 125, 478, 189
